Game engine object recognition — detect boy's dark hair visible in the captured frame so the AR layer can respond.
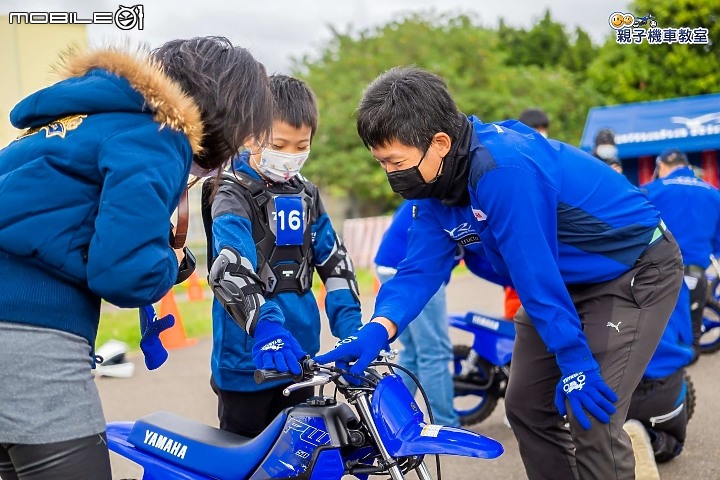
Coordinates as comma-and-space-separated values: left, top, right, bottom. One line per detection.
153, 36, 273, 171
518, 108, 549, 130
356, 66, 463, 151
270, 75, 319, 139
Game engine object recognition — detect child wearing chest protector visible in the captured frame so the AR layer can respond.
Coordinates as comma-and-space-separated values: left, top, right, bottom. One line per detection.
203, 75, 363, 437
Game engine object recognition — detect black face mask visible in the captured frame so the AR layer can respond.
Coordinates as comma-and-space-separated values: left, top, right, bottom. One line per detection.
384, 117, 473, 205
386, 148, 444, 200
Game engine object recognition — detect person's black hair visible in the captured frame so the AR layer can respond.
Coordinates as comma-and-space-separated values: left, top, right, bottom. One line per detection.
153, 36, 273, 170
356, 66, 464, 150
269, 75, 319, 139
594, 128, 616, 146
518, 108, 549, 130
657, 149, 689, 166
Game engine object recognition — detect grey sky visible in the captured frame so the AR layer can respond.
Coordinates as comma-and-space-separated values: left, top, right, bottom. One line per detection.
3, 1, 630, 73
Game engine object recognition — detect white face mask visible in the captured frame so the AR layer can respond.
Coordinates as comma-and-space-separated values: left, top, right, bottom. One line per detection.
254, 148, 309, 183
596, 144, 618, 160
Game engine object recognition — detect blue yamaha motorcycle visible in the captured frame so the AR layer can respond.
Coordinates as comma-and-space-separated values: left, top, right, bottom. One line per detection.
107, 355, 503, 479
450, 311, 515, 426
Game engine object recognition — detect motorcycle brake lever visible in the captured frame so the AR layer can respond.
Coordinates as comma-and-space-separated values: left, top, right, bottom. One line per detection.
282, 373, 332, 396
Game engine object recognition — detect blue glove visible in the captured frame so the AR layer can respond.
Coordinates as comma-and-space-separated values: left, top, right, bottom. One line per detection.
252, 319, 305, 375
139, 305, 175, 370
314, 322, 390, 384
554, 367, 618, 430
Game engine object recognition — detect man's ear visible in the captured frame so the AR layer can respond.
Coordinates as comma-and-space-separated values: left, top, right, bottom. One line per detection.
432, 132, 452, 157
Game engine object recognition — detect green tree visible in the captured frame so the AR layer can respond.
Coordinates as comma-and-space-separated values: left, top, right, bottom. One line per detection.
499, 10, 598, 77
586, 0, 720, 103
563, 28, 596, 75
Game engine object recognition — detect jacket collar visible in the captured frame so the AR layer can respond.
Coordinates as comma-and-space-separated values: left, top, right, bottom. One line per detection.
56, 46, 204, 155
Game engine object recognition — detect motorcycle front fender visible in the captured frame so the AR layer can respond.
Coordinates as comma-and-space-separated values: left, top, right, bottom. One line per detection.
370, 375, 503, 460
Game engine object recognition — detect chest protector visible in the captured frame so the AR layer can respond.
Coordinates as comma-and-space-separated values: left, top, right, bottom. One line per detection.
202, 172, 316, 298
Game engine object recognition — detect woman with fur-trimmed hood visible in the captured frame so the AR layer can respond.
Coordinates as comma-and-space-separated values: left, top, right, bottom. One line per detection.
0, 37, 272, 479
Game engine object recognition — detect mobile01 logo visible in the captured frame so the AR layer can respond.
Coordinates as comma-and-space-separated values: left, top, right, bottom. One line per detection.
8, 5, 144, 31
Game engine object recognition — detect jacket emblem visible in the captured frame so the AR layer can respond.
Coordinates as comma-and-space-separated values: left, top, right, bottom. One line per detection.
17, 114, 87, 140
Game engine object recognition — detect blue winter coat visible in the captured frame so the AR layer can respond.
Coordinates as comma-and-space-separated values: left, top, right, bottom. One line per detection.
0, 49, 203, 345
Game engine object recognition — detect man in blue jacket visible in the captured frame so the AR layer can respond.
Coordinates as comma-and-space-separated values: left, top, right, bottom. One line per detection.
317, 67, 683, 480
644, 149, 720, 361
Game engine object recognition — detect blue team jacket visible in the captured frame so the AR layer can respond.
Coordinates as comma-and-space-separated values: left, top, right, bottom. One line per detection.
211, 157, 362, 391
644, 166, 720, 268
374, 200, 511, 287
0, 50, 198, 345
374, 116, 660, 373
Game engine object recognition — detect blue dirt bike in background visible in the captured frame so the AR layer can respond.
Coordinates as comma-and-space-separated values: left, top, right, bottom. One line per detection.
451, 310, 697, 427
450, 311, 515, 426
107, 356, 503, 480
700, 255, 720, 353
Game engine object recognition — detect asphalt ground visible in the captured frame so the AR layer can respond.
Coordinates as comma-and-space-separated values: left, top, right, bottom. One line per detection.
100, 274, 720, 479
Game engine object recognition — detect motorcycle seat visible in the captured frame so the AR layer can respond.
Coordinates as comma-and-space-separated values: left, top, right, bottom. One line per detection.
128, 410, 286, 479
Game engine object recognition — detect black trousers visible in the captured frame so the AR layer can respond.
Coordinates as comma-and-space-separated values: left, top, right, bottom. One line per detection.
210, 376, 313, 437
627, 368, 688, 463
0, 433, 111, 480
505, 231, 683, 480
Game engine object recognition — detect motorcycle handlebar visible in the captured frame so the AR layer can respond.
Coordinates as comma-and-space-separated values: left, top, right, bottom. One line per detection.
254, 356, 316, 385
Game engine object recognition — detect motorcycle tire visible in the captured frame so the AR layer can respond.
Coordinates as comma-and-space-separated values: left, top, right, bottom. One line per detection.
452, 345, 500, 426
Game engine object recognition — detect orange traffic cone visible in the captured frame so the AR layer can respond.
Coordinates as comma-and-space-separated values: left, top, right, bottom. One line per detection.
317, 283, 326, 311
186, 271, 205, 302
504, 286, 521, 321
159, 289, 198, 349
372, 275, 381, 295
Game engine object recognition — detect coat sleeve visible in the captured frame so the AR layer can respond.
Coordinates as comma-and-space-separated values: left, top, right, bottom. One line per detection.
86, 122, 190, 307
372, 201, 456, 334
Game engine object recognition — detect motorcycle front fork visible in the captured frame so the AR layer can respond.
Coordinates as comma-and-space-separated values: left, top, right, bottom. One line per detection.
352, 393, 433, 480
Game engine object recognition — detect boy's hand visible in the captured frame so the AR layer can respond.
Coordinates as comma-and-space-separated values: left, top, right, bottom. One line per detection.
251, 320, 305, 375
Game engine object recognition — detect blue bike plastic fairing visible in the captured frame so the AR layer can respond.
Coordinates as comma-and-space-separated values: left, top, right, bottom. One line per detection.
308, 449, 345, 480
249, 414, 333, 479
449, 312, 515, 366
107, 421, 211, 480
370, 374, 503, 459
124, 411, 287, 480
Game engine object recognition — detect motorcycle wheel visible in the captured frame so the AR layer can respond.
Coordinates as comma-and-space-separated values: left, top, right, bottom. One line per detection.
452, 345, 500, 426
700, 302, 720, 353
685, 373, 696, 422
